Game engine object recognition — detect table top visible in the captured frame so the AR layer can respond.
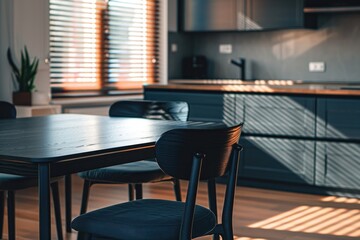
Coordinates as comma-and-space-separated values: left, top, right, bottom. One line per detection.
0, 114, 223, 163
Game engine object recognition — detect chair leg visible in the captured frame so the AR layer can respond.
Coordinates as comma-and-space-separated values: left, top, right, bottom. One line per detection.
173, 178, 182, 201
80, 180, 92, 215
7, 191, 15, 240
221, 228, 234, 240
135, 184, 143, 200
208, 179, 219, 240
77, 232, 92, 240
65, 174, 72, 233
51, 182, 64, 240
128, 184, 134, 201
0, 191, 4, 239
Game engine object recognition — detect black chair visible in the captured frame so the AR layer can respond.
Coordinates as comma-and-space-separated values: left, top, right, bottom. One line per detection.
0, 101, 63, 240
77, 100, 189, 216
72, 123, 243, 240
0, 101, 16, 119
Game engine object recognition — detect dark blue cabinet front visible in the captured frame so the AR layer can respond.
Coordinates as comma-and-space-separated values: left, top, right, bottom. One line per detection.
317, 98, 360, 140
240, 94, 316, 137
239, 136, 315, 184
144, 89, 360, 193
316, 98, 360, 189
316, 142, 360, 189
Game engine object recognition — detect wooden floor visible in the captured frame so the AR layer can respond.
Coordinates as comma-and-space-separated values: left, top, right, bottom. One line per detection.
2, 175, 360, 240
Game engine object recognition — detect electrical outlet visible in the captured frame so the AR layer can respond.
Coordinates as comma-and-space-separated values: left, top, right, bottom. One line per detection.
171, 43, 177, 52
219, 44, 232, 54
309, 62, 325, 72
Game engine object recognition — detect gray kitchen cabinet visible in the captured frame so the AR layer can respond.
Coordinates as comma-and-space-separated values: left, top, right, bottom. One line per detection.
239, 136, 315, 184
240, 94, 316, 137
317, 98, 360, 140
144, 90, 238, 124
245, 0, 304, 30
183, 0, 306, 31
316, 142, 360, 189
183, 0, 243, 31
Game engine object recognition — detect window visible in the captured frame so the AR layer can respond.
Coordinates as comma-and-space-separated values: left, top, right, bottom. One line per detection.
49, 0, 160, 95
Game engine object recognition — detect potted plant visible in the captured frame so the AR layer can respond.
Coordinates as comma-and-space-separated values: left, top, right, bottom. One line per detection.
7, 46, 39, 105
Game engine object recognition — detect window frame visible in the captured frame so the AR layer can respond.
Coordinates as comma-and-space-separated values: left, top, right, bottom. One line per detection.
49, 0, 168, 98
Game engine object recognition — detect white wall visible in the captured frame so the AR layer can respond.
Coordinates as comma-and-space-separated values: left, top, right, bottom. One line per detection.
0, 0, 14, 101
0, 0, 50, 102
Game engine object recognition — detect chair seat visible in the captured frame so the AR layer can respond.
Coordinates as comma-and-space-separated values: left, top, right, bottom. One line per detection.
0, 174, 63, 191
0, 173, 38, 190
72, 199, 216, 240
77, 160, 171, 184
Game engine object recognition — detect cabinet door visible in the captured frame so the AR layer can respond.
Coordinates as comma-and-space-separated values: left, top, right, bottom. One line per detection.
239, 136, 315, 184
183, 0, 245, 31
242, 95, 316, 137
317, 98, 360, 140
235, 94, 245, 124
144, 90, 237, 124
316, 142, 360, 189
245, 0, 304, 30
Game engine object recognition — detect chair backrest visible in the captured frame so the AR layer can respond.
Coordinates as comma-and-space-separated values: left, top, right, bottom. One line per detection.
155, 124, 242, 180
0, 101, 17, 119
156, 124, 243, 239
109, 100, 189, 121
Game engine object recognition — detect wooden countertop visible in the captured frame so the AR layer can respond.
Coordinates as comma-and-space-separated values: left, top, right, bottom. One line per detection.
144, 83, 360, 96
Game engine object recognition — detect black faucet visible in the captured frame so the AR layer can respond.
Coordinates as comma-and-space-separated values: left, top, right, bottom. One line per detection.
230, 58, 246, 80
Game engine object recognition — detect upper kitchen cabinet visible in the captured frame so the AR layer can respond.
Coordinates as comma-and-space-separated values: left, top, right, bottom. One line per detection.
245, 0, 304, 30
183, 0, 315, 32
184, 0, 241, 31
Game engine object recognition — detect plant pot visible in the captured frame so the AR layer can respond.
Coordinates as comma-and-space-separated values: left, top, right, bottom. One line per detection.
13, 92, 32, 106
13, 92, 49, 106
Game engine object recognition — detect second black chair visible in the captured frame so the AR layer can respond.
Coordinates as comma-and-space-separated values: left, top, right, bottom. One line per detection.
72, 124, 243, 240
77, 100, 189, 215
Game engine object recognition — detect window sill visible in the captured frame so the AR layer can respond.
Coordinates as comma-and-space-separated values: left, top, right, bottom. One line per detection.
51, 91, 143, 108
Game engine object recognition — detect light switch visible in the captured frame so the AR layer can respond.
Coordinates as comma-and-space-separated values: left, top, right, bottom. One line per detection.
219, 44, 232, 54
171, 43, 177, 52
309, 62, 325, 72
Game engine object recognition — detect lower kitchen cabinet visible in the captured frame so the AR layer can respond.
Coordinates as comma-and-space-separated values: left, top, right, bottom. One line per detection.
316, 141, 360, 190
144, 87, 360, 194
317, 98, 360, 140
240, 94, 316, 137
145, 90, 239, 124
239, 136, 315, 184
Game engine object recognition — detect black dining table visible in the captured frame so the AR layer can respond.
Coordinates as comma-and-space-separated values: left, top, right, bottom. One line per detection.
0, 114, 223, 239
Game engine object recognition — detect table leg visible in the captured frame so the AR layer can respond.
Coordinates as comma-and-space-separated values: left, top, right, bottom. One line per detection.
65, 174, 72, 232
38, 163, 51, 240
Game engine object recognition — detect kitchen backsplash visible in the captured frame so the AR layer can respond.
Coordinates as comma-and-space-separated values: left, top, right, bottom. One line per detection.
169, 13, 360, 82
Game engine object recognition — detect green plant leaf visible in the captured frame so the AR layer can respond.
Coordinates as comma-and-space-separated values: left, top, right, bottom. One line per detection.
8, 46, 38, 92
6, 48, 20, 79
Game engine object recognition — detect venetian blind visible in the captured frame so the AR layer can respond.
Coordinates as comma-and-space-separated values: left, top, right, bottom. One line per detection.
49, 0, 160, 93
